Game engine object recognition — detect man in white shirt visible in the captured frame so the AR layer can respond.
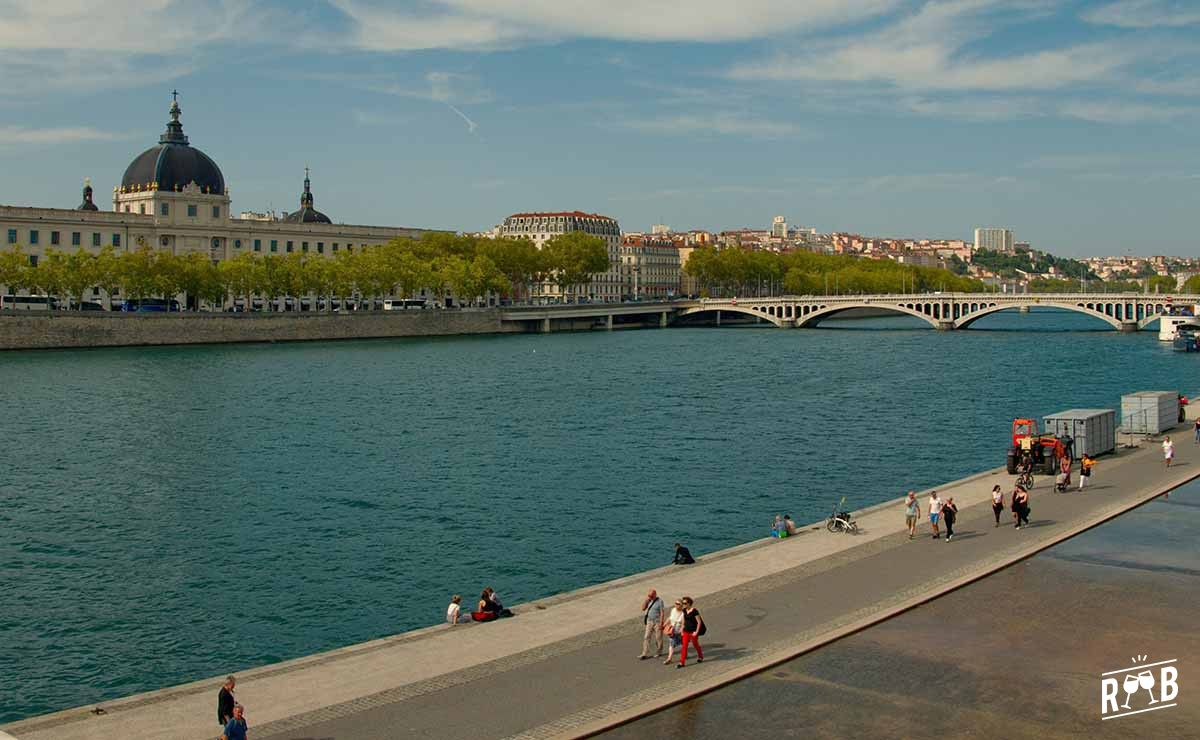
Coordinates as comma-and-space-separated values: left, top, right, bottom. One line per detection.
928, 491, 944, 539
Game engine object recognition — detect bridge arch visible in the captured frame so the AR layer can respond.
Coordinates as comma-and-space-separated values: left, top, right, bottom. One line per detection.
953, 301, 1126, 330
673, 305, 790, 328
793, 302, 940, 329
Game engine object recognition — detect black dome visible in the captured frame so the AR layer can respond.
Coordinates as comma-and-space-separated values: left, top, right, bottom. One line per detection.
283, 207, 332, 224
283, 169, 331, 223
120, 96, 224, 195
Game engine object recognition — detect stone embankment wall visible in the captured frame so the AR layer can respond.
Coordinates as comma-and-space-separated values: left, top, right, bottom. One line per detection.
0, 310, 523, 351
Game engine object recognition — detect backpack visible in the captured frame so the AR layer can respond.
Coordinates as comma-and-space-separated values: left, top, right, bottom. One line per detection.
698, 612, 708, 636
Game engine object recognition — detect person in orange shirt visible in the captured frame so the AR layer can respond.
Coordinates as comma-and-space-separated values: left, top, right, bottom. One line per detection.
1079, 454, 1095, 490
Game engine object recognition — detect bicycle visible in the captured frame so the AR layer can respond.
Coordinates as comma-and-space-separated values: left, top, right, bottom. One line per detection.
1016, 470, 1034, 490
826, 497, 859, 534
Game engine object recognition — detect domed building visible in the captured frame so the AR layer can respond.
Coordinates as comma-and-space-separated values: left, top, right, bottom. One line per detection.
0, 92, 432, 306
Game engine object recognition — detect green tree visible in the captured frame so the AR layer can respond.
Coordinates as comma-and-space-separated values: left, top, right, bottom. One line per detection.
478, 237, 543, 302
60, 248, 99, 309
1182, 275, 1200, 294
544, 231, 610, 302
1147, 275, 1176, 294
221, 253, 261, 310
94, 246, 124, 310
0, 246, 30, 308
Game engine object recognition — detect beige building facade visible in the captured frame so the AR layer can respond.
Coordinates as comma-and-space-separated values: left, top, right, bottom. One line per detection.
1, 95, 429, 305
498, 211, 623, 302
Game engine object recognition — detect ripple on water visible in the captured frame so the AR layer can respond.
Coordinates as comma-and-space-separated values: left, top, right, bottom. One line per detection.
0, 311, 1194, 723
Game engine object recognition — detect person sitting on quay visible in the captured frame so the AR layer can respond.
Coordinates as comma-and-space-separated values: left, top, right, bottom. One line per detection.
446, 594, 462, 625
771, 514, 786, 538
783, 514, 800, 536
673, 543, 695, 565
472, 587, 512, 621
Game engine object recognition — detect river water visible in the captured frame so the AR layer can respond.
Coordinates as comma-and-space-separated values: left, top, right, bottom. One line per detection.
0, 310, 1193, 722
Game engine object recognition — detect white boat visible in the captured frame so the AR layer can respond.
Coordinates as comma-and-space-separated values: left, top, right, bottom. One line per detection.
1159, 310, 1200, 341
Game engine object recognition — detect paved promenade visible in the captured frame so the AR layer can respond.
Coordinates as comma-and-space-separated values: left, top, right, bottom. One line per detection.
6, 411, 1197, 740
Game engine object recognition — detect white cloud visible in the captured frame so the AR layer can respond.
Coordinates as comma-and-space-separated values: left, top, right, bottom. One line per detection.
1057, 100, 1194, 123
1083, 0, 1200, 28
329, 0, 899, 49
901, 95, 1041, 120
372, 71, 493, 105
615, 113, 804, 138
729, 1, 1136, 91
0, 126, 134, 146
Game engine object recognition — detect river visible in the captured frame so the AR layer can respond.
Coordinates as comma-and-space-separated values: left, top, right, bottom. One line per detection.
0, 309, 1192, 722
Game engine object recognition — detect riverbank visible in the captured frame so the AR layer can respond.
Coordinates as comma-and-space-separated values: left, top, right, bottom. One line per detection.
5, 406, 1195, 740
605, 479, 1200, 739
0, 309, 525, 350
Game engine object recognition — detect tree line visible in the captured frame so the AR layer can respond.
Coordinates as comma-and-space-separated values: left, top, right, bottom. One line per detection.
0, 231, 611, 310
683, 246, 987, 296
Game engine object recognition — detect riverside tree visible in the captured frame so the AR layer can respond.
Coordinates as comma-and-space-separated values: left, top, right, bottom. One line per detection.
543, 231, 609, 302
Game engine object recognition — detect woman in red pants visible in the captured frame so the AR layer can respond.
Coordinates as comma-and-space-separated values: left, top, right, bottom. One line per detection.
677, 597, 704, 668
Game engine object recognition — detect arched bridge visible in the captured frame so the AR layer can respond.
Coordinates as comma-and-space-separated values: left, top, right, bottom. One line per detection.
676, 293, 1193, 331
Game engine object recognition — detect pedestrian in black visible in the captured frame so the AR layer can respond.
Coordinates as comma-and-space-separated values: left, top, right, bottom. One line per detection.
1015, 488, 1031, 529
942, 496, 958, 542
217, 675, 236, 727
673, 543, 695, 565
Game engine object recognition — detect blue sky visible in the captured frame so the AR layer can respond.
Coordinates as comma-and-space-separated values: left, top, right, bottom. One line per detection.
1, 0, 1198, 256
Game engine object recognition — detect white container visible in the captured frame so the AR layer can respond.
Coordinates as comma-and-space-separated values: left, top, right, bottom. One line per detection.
1120, 391, 1180, 435
1043, 409, 1117, 457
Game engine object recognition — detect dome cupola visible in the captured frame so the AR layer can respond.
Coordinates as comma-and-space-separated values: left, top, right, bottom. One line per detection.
283, 167, 332, 224
119, 92, 225, 195
77, 177, 98, 210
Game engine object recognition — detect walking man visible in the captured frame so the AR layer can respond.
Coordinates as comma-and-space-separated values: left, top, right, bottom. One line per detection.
904, 491, 920, 540
677, 597, 704, 668
942, 496, 958, 542
1079, 454, 1095, 490
928, 490, 943, 539
217, 675, 236, 727
638, 589, 665, 659
220, 704, 248, 740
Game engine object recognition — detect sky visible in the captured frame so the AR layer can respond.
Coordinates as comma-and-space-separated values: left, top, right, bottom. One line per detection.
0, 0, 1198, 256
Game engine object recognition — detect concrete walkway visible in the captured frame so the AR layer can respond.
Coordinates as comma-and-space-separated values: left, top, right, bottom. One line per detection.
6, 412, 1197, 740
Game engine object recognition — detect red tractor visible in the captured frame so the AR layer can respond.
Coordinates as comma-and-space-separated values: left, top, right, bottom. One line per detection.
1006, 418, 1071, 475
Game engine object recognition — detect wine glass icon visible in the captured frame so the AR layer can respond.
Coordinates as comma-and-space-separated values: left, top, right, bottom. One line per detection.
1121, 673, 1140, 709
1138, 670, 1158, 704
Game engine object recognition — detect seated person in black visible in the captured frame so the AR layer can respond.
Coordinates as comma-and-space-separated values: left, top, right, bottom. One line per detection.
673, 543, 695, 565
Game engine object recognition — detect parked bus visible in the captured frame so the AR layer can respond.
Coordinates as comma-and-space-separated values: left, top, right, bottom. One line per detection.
1, 295, 60, 311
120, 298, 181, 312
383, 298, 427, 310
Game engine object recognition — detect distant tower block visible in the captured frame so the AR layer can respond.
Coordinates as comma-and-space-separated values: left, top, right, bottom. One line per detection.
772, 216, 787, 238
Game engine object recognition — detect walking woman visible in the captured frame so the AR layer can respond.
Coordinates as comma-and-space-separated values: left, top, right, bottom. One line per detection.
677, 597, 704, 668
904, 491, 921, 540
1079, 454, 1095, 490
1015, 487, 1031, 529
942, 496, 958, 542
1011, 486, 1024, 528
991, 485, 1004, 527
663, 599, 684, 665
1164, 436, 1175, 467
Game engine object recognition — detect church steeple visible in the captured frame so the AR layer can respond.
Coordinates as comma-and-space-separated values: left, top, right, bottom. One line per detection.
78, 177, 98, 211
300, 166, 314, 209
159, 89, 189, 145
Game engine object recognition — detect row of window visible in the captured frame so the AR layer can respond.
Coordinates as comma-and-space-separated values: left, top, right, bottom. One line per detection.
240, 239, 362, 254
118, 203, 221, 219
8, 229, 118, 247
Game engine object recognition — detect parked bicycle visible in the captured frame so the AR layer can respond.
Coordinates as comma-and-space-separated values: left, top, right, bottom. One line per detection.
826, 498, 859, 534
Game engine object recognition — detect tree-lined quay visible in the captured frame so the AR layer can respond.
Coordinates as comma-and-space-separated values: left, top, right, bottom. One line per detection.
0, 231, 609, 311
